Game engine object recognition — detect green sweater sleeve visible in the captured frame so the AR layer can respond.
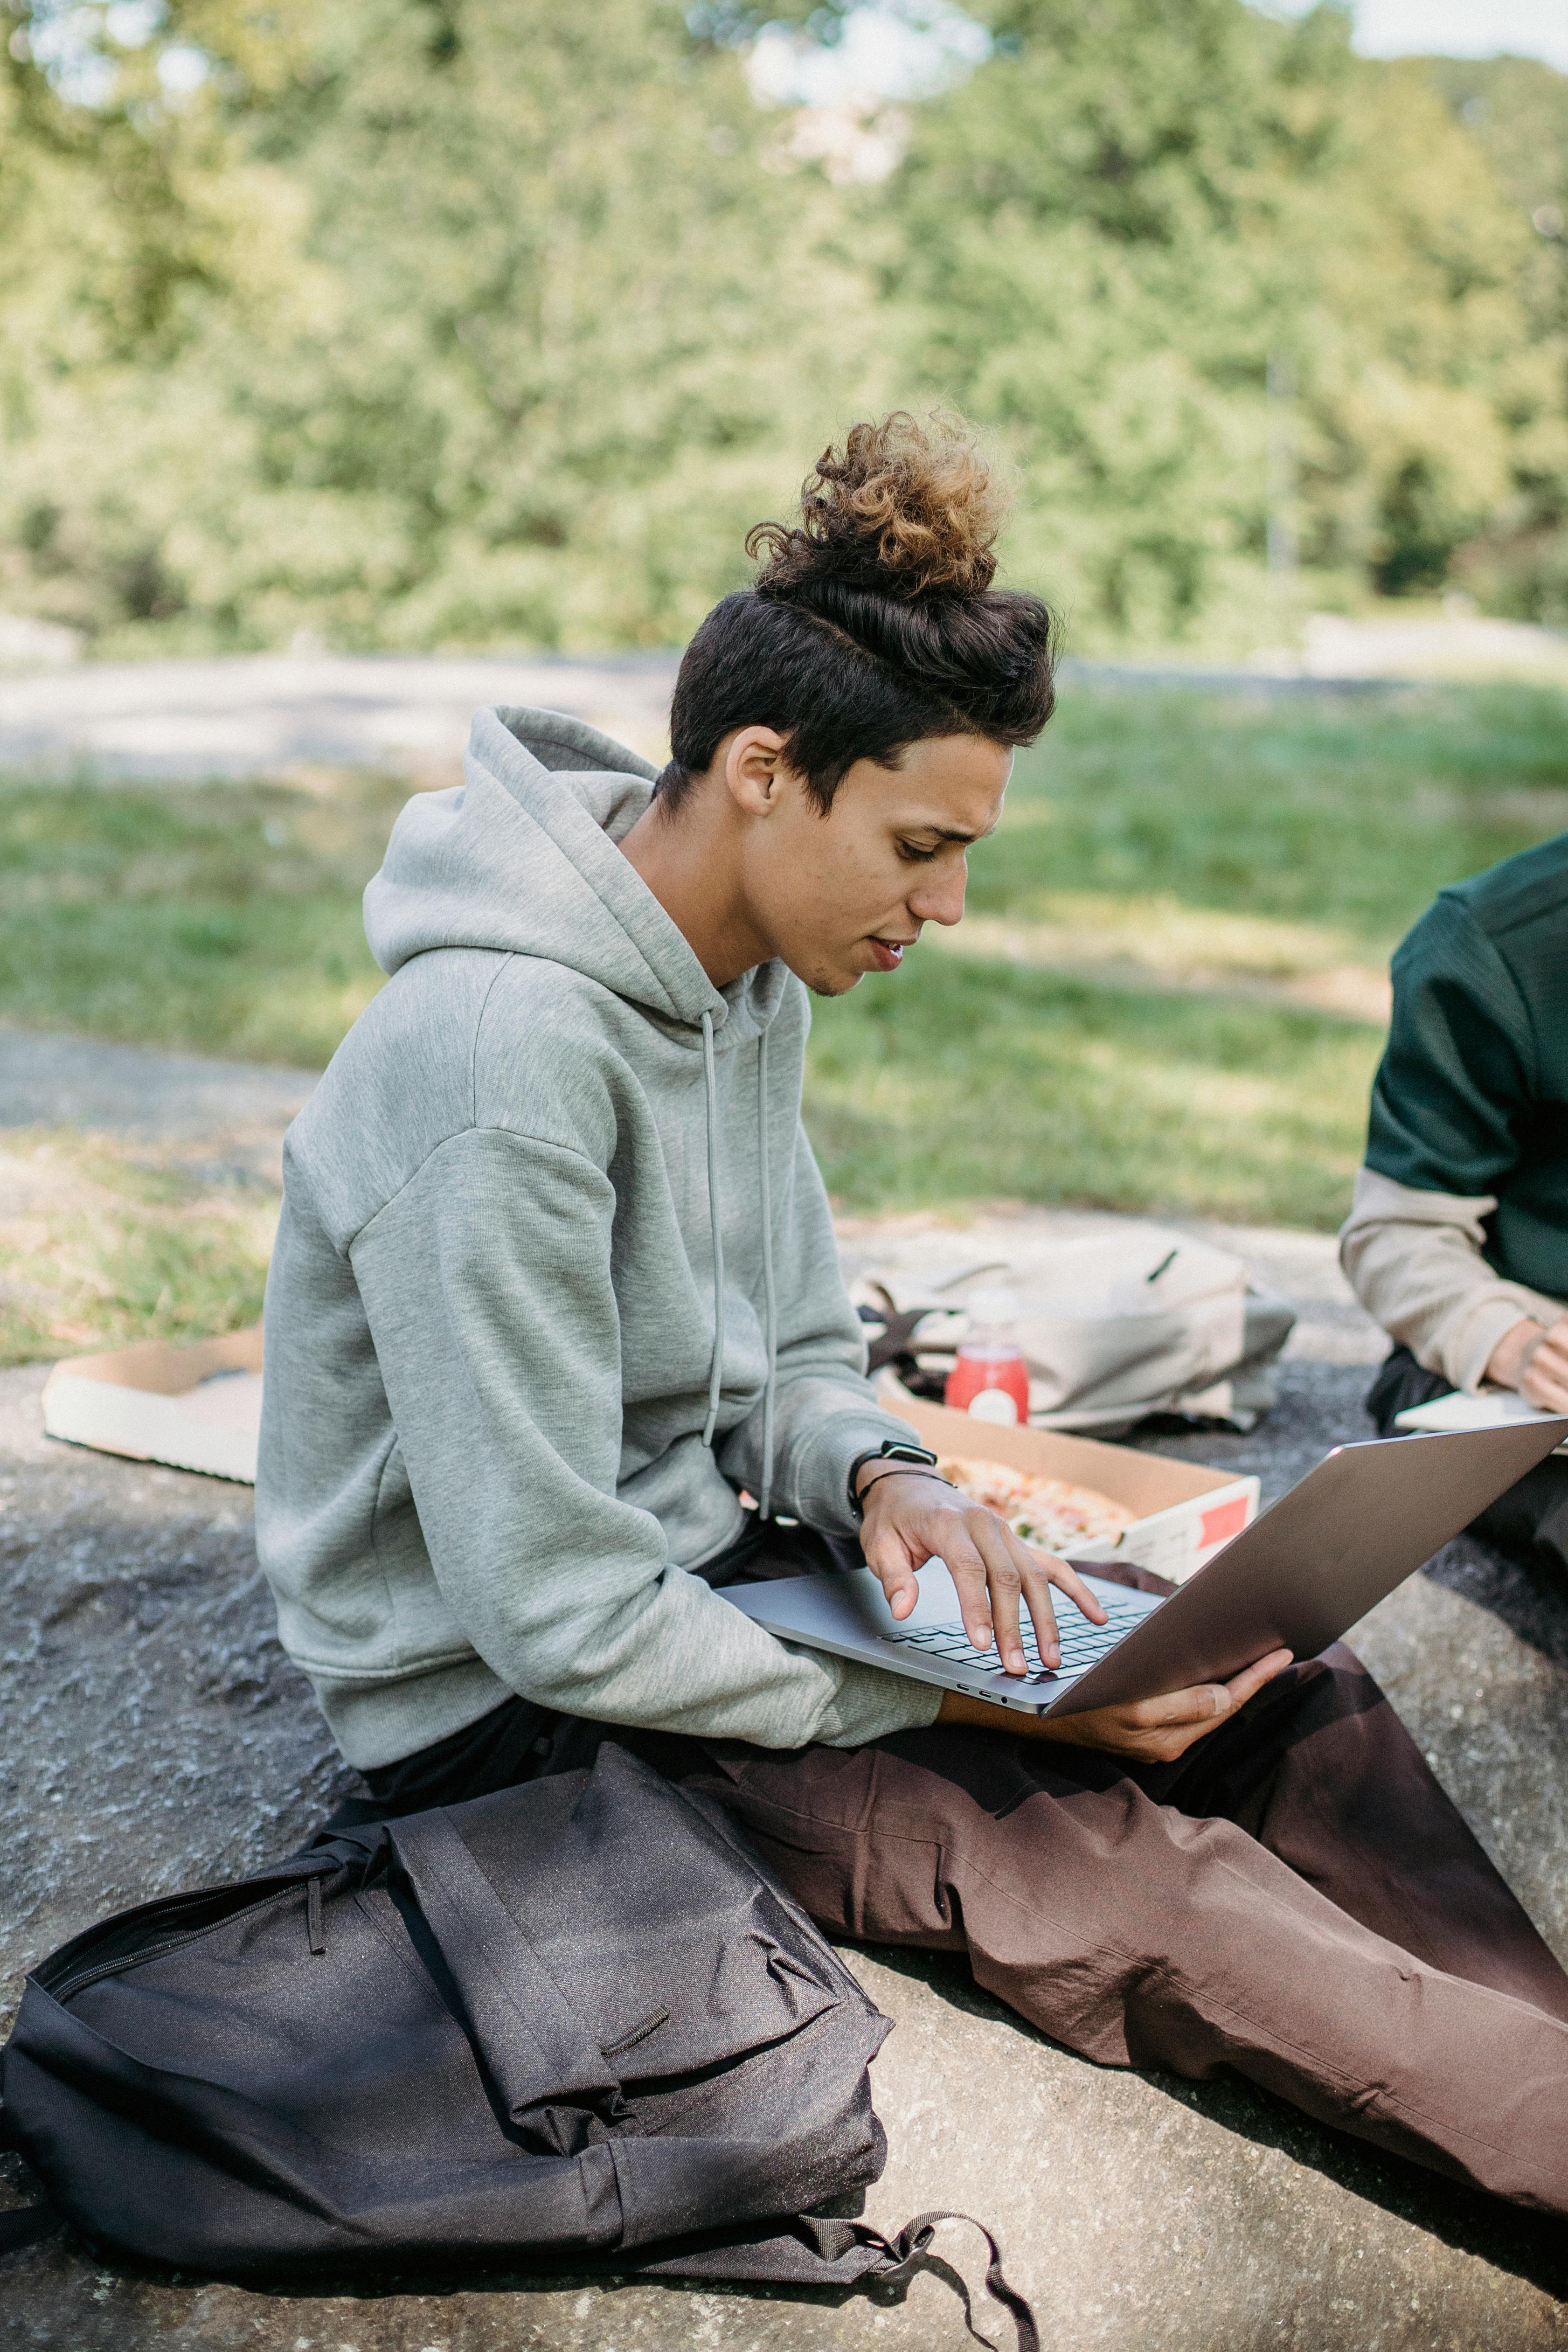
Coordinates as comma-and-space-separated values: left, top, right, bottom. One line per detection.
1366, 893, 1537, 1203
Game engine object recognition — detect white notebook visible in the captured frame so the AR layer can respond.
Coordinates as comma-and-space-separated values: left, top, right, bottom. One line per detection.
1394, 1388, 1568, 1454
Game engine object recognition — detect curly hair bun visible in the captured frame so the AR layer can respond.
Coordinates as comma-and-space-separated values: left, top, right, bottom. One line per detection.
659, 407, 1054, 806
747, 411, 1008, 604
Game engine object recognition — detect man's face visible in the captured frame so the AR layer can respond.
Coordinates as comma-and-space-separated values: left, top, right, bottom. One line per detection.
741, 733, 1011, 996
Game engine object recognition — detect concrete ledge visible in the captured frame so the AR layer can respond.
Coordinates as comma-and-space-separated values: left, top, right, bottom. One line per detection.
3, 1360, 1567, 2345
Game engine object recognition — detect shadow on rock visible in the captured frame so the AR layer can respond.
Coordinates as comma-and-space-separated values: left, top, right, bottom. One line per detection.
1422, 1533, 1568, 1670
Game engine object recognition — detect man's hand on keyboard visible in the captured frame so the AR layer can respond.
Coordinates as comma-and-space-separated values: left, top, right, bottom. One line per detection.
938, 1647, 1295, 1760
855, 1465, 1107, 1673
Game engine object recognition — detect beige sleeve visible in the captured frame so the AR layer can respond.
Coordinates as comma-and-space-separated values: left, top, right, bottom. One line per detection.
1339, 1165, 1565, 1394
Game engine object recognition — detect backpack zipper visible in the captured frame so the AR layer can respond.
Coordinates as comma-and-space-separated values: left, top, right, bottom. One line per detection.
49, 1883, 313, 2003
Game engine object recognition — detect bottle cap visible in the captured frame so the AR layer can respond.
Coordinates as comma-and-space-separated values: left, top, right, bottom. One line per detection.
964, 1285, 1019, 1326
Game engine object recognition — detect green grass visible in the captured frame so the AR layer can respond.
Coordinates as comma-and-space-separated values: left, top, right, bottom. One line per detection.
980, 683, 1568, 937
0, 1130, 276, 1367
2, 685, 1567, 1249
805, 683, 1568, 1227
0, 777, 398, 1066
805, 955, 1383, 1229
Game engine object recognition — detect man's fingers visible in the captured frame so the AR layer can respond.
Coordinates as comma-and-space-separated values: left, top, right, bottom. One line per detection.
1016, 1560, 1062, 1669
1222, 1647, 1294, 1710
1124, 1651, 1292, 1732
1520, 1321, 1568, 1408
1522, 1349, 1568, 1411
1033, 1549, 1108, 1626
967, 1518, 1029, 1671
862, 1542, 921, 1622
1132, 1682, 1236, 1729
937, 1540, 999, 1655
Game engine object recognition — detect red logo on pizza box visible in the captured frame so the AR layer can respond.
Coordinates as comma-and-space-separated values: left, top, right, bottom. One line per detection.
1198, 1495, 1250, 1550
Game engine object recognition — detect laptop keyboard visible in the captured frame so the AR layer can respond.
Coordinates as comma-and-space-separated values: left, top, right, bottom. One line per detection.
887, 1589, 1150, 1679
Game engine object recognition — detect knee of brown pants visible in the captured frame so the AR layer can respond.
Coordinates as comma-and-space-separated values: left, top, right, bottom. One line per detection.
682, 1728, 1308, 2071
691, 1737, 972, 1950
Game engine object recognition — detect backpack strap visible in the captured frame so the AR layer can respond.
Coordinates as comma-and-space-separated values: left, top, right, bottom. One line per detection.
643, 2208, 1037, 2351
866, 2211, 1039, 2352
0, 2203, 61, 2259
0, 2108, 62, 2264
387, 1806, 619, 2115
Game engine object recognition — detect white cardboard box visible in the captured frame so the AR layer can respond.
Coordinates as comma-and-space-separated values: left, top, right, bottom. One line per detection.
882, 1384, 1259, 1586
42, 1325, 264, 1485
37, 1330, 1262, 1572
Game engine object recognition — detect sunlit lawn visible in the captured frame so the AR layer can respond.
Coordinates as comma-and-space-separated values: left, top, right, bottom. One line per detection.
2, 681, 1566, 1355
806, 955, 1381, 1228
805, 680, 1568, 1226
0, 1129, 275, 1367
0, 775, 397, 1068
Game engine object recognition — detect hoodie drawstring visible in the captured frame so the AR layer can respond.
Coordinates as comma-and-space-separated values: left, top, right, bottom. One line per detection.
756, 1025, 777, 1521
700, 1012, 779, 1522
700, 1011, 726, 1450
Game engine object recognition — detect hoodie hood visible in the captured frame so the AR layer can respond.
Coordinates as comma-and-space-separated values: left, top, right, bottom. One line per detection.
362, 704, 795, 1505
365, 705, 785, 1038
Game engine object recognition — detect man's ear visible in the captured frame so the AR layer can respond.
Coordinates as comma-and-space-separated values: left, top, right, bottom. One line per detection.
722, 726, 790, 818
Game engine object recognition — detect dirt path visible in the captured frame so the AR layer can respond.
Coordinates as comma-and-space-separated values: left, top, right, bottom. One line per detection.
16, 628, 1563, 785
0, 1025, 314, 1158
0, 651, 681, 779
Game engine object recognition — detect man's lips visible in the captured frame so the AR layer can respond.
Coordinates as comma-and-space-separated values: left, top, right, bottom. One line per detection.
867, 937, 915, 972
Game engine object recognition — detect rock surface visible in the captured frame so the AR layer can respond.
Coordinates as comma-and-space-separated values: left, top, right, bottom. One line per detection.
4, 1353, 1568, 2348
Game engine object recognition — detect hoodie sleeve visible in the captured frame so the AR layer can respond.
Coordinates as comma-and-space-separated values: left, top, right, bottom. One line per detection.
349, 1126, 940, 1746
717, 1120, 931, 1531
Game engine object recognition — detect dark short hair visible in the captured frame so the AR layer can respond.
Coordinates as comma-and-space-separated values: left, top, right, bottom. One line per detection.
657, 413, 1057, 814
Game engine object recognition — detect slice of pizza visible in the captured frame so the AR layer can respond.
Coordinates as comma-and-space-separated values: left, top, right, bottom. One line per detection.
937, 1456, 1137, 1552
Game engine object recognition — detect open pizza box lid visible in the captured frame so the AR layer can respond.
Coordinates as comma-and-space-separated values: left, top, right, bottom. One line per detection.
881, 1382, 1259, 1586
42, 1325, 264, 1485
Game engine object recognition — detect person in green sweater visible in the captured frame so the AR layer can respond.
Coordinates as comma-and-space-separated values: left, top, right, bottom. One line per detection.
1340, 831, 1568, 1575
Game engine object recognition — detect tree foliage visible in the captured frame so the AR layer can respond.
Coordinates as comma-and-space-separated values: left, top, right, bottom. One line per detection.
889, 0, 1564, 630
1, 0, 1564, 650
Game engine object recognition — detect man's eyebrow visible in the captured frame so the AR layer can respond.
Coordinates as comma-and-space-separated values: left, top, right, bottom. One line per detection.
904, 821, 995, 844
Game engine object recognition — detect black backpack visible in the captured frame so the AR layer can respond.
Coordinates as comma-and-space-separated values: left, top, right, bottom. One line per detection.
1, 1742, 1034, 2345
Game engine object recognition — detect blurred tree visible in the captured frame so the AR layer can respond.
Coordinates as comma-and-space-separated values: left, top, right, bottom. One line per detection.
1, 0, 888, 648
0, 0, 324, 633
883, 0, 1565, 636
1, 0, 1564, 648
1421, 53, 1568, 619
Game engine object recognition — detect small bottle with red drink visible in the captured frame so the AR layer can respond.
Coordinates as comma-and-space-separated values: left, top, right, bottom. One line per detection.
944, 1287, 1031, 1426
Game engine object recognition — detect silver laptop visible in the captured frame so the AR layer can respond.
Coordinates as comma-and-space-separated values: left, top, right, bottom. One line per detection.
722, 1418, 1568, 1720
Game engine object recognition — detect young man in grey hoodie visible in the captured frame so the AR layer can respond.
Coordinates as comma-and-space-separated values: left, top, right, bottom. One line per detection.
258, 417, 1568, 2215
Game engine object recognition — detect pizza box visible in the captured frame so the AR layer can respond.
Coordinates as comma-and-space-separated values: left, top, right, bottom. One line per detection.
42, 1325, 264, 1485
881, 1383, 1259, 1587
36, 1327, 1261, 1569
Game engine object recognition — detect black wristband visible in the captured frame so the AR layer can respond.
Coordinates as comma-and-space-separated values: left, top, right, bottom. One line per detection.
854, 1467, 955, 1515
847, 1440, 939, 1524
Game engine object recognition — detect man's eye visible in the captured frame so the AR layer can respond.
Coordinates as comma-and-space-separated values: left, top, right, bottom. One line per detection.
897, 840, 940, 864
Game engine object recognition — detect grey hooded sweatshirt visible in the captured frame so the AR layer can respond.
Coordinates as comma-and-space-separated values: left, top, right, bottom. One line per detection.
256, 707, 942, 1770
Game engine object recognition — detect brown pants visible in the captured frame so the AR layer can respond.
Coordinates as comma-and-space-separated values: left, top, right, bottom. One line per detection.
679, 1647, 1568, 2214
344, 1549, 1568, 2215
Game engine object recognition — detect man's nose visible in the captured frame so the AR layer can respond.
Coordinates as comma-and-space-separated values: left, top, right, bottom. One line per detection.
909, 863, 967, 928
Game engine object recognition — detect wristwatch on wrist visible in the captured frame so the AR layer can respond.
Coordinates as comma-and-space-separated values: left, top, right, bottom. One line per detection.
847, 1439, 940, 1525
